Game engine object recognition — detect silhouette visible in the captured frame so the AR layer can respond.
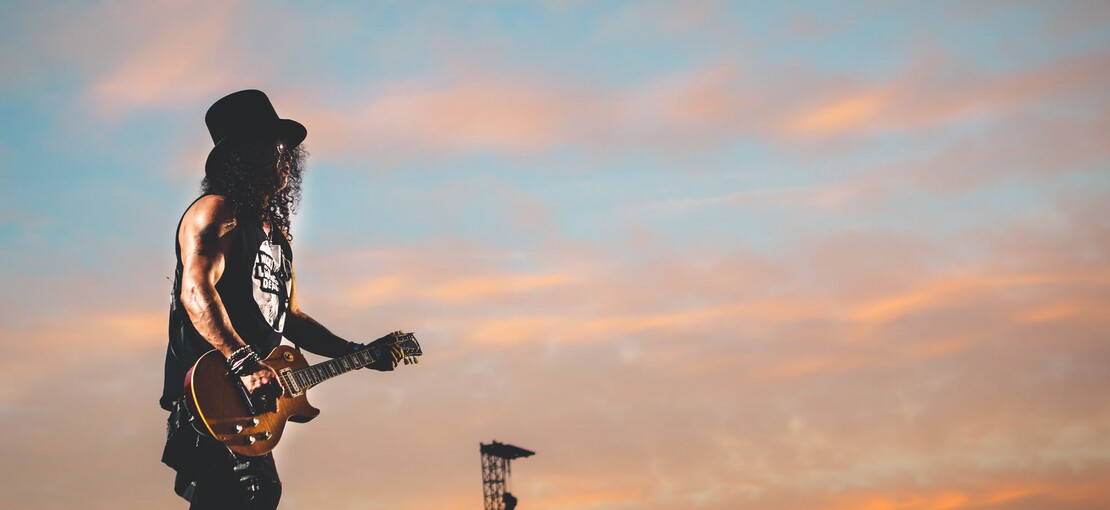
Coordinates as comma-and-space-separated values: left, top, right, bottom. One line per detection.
480, 441, 534, 510
160, 90, 405, 509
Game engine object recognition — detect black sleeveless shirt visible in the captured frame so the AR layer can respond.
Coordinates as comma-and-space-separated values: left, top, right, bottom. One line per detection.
159, 197, 293, 410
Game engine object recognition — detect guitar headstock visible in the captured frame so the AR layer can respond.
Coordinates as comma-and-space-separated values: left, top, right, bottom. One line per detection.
389, 331, 423, 365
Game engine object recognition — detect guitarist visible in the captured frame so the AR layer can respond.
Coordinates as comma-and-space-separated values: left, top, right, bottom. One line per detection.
159, 90, 403, 510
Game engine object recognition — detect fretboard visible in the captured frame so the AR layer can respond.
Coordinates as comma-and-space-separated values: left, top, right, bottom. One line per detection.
291, 345, 385, 391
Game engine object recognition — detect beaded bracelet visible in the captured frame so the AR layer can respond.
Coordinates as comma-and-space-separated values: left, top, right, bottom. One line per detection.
227, 345, 250, 359
229, 346, 255, 366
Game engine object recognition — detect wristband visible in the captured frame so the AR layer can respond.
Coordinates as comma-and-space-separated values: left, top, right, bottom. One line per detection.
226, 345, 252, 362
227, 346, 263, 376
225, 345, 253, 367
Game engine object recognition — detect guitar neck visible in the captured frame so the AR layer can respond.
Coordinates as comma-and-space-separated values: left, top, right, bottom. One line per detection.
292, 345, 386, 391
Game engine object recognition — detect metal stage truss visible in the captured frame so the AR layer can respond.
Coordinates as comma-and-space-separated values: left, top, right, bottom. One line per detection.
480, 441, 534, 510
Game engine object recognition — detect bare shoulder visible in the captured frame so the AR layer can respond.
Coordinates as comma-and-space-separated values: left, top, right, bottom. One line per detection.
180, 195, 238, 244
187, 195, 235, 222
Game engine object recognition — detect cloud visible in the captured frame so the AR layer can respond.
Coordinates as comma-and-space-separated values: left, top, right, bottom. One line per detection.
907, 110, 1109, 190
0, 310, 165, 400
643, 183, 863, 216
282, 60, 752, 164
283, 44, 1110, 176
348, 271, 578, 307
526, 478, 643, 509
848, 271, 1110, 324
0, 1, 257, 116
4, 3, 1110, 509
285, 73, 599, 165
787, 51, 1110, 138
4, 188, 1109, 509
791, 90, 888, 136
82, 4, 248, 117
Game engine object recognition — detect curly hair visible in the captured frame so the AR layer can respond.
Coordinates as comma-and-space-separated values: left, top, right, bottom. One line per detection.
201, 141, 308, 240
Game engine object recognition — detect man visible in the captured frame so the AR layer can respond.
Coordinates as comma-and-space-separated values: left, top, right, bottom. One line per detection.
159, 90, 403, 509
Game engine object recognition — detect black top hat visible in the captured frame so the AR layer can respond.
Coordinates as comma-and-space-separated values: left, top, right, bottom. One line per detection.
204, 89, 307, 174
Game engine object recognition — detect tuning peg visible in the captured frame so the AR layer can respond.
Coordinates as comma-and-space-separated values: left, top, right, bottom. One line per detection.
413, 357, 419, 364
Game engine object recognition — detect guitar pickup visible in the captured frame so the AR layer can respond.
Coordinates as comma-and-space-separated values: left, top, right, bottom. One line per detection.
279, 368, 303, 396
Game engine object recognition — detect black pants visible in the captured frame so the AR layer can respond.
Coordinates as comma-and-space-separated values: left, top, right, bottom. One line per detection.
163, 399, 282, 510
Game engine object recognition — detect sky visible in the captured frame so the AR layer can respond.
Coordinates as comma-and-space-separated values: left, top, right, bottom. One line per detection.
1, 1, 1109, 509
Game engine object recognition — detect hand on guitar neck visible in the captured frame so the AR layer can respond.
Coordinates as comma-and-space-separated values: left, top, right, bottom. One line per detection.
358, 334, 407, 372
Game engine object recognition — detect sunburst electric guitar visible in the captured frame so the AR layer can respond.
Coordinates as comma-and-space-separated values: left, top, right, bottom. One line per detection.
185, 331, 423, 456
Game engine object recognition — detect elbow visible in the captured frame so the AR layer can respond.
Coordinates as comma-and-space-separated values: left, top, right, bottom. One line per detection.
179, 285, 199, 318
179, 280, 214, 318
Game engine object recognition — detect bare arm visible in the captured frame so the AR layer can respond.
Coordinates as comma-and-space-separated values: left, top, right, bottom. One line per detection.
283, 262, 402, 370
178, 195, 275, 391
178, 195, 243, 356
283, 262, 357, 358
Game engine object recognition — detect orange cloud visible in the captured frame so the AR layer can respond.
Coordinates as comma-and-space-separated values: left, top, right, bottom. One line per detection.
619, 61, 744, 131
347, 271, 579, 307
100, 313, 165, 343
850, 271, 1110, 324
809, 481, 1105, 510
371, 82, 575, 152
289, 61, 751, 161
529, 487, 643, 509
75, 2, 254, 117
786, 51, 1110, 139
426, 273, 577, 302
0, 310, 165, 395
791, 90, 887, 136
645, 183, 863, 215
294, 75, 594, 161
752, 357, 838, 381
1019, 300, 1110, 323
3, 311, 164, 354
256, 46, 1110, 167
458, 295, 840, 347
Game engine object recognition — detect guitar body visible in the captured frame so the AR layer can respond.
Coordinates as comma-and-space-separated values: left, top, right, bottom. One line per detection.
184, 331, 422, 457
186, 345, 320, 456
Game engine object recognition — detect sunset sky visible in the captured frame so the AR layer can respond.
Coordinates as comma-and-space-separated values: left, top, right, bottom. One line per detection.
2, 1, 1109, 509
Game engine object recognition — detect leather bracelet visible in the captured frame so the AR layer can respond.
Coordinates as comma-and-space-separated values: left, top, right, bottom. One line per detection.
229, 352, 263, 376
227, 346, 262, 376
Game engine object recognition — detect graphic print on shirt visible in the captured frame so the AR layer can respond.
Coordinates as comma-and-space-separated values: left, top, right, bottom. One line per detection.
252, 238, 288, 333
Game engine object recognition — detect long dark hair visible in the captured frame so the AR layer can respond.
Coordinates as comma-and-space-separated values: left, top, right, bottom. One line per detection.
201, 141, 308, 240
